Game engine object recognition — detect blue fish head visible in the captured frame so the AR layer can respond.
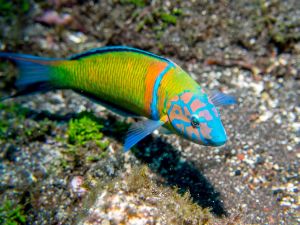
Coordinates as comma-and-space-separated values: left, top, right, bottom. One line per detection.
167, 91, 227, 146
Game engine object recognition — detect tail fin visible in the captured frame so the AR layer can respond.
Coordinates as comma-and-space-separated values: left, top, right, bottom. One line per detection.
0, 53, 62, 101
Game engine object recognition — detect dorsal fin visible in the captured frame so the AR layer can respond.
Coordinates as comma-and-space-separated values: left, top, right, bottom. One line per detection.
69, 46, 172, 64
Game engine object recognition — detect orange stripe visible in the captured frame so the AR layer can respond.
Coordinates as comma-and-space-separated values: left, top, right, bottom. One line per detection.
144, 62, 168, 116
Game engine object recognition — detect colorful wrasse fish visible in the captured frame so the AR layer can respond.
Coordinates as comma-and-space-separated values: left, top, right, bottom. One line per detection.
0, 46, 236, 151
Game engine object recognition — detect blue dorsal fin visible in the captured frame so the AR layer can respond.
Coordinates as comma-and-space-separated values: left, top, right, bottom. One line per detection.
69, 46, 172, 64
210, 91, 237, 107
123, 116, 168, 152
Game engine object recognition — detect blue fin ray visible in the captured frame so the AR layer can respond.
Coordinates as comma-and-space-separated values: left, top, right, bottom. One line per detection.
0, 53, 61, 99
210, 91, 237, 107
69, 46, 173, 64
124, 118, 166, 152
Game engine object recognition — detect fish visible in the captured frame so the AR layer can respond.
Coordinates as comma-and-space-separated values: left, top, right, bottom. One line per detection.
0, 46, 236, 151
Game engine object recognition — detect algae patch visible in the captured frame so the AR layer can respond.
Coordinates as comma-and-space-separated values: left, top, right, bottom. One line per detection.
0, 102, 30, 140
0, 0, 30, 18
63, 112, 110, 165
120, 0, 146, 7
67, 113, 104, 146
0, 200, 27, 225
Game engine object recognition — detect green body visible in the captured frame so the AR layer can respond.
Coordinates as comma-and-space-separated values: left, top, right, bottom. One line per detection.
51, 49, 200, 120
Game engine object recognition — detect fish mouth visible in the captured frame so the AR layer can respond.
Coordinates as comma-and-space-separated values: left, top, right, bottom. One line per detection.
206, 134, 227, 146
189, 132, 227, 146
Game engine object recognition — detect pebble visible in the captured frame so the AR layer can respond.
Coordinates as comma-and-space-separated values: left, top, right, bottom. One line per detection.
67, 32, 88, 44
280, 201, 292, 207
70, 176, 88, 197
273, 164, 280, 171
235, 170, 241, 176
287, 112, 296, 122
258, 111, 273, 122
250, 82, 264, 95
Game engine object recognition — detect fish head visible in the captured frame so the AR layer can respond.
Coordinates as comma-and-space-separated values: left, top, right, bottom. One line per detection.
166, 91, 227, 146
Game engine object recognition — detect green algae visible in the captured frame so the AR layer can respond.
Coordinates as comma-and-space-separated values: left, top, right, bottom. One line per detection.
119, 0, 183, 33
0, 200, 26, 225
0, 118, 9, 138
62, 112, 110, 166
0, 102, 53, 143
120, 0, 146, 7
0, 102, 30, 118
86, 139, 110, 162
0, 0, 30, 19
0, 0, 31, 42
85, 148, 108, 162
67, 114, 104, 146
254, 0, 300, 50
159, 12, 177, 25
0, 102, 30, 140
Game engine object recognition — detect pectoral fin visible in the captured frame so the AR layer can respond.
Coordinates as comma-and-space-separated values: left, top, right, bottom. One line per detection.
210, 91, 237, 107
159, 126, 173, 135
124, 116, 168, 152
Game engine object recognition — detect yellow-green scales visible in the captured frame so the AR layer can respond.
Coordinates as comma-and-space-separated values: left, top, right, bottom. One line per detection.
51, 47, 201, 119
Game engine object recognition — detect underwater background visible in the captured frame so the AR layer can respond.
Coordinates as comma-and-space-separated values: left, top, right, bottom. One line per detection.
0, 0, 299, 224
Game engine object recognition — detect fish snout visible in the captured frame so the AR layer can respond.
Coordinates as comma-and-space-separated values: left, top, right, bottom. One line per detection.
208, 129, 227, 146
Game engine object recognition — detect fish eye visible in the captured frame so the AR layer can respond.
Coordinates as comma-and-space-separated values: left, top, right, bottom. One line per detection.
191, 115, 200, 128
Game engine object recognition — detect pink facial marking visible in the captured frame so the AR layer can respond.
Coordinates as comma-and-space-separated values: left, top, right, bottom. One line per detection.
180, 92, 193, 104
169, 104, 190, 123
200, 123, 212, 139
213, 107, 219, 117
190, 99, 206, 112
183, 106, 191, 118
198, 110, 213, 120
175, 123, 185, 134
186, 125, 200, 140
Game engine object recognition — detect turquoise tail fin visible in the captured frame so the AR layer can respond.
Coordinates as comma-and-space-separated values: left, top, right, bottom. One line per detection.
0, 53, 62, 100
